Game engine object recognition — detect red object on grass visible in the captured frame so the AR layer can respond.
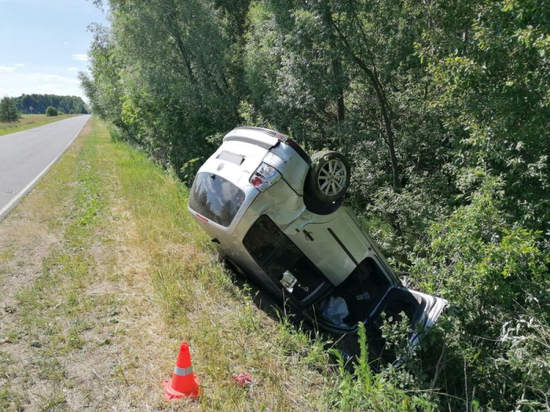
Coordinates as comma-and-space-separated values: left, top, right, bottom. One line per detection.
233, 373, 252, 387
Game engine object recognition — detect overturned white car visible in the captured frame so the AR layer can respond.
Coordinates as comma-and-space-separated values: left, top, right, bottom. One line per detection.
188, 126, 447, 336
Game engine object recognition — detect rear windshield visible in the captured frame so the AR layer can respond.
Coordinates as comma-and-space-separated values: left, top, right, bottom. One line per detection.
189, 172, 245, 227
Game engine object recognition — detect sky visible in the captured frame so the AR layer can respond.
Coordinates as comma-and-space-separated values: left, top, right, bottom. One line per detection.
0, 0, 108, 100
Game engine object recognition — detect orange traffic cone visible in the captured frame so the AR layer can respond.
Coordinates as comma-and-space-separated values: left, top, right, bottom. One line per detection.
163, 341, 201, 401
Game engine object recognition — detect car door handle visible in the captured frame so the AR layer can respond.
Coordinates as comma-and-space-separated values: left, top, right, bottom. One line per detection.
303, 230, 314, 241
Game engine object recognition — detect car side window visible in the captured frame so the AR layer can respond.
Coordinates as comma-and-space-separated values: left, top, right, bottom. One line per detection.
243, 215, 328, 302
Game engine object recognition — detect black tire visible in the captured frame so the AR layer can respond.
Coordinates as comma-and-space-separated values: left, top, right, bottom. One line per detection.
304, 151, 350, 214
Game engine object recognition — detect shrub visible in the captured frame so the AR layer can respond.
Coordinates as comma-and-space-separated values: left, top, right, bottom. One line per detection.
0, 96, 21, 123
411, 175, 550, 410
45, 106, 58, 116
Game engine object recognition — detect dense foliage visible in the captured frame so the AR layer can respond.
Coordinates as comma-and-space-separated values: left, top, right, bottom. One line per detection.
83, 1, 549, 410
11, 94, 88, 115
0, 96, 20, 123
45, 106, 58, 117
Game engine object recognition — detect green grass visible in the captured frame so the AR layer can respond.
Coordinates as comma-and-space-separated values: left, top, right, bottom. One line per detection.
0, 118, 332, 410
106, 123, 334, 410
0, 117, 433, 410
104, 121, 436, 410
0, 114, 80, 137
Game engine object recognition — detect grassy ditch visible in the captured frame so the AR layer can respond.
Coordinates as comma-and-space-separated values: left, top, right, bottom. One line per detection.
0, 117, 431, 411
0, 118, 332, 410
0, 114, 79, 137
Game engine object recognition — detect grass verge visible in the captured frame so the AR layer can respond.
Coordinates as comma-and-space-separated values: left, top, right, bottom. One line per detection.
0, 117, 433, 411
0, 114, 80, 137
0, 118, 332, 410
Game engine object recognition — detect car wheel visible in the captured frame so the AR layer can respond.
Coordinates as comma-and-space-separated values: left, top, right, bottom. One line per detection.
304, 151, 350, 214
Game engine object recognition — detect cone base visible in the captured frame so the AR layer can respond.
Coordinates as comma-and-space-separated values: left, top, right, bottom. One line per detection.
163, 376, 201, 401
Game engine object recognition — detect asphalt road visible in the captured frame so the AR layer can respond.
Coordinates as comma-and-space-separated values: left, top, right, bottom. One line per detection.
0, 115, 91, 220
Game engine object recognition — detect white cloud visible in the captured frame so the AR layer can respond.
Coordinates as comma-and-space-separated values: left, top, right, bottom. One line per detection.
72, 54, 88, 62
14, 63, 25, 67
0, 66, 17, 73
0, 71, 85, 99
67, 67, 79, 72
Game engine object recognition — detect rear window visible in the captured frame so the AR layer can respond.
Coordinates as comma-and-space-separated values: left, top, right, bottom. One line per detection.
189, 172, 245, 227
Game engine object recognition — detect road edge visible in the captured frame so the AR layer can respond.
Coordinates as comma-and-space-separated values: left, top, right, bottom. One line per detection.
0, 116, 92, 222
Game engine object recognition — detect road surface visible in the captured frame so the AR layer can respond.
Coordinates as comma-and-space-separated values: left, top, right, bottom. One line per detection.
0, 115, 91, 220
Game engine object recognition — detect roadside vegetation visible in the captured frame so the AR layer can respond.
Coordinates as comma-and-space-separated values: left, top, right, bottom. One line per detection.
78, 1, 549, 410
2, 118, 430, 410
0, 97, 20, 123
0, 114, 79, 137
45, 106, 59, 117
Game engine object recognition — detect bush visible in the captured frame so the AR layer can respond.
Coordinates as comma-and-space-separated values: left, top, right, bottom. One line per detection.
326, 323, 438, 411
410, 175, 550, 410
45, 106, 58, 117
0, 96, 21, 123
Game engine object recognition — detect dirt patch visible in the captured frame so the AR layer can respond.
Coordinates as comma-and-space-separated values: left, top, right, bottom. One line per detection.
60, 200, 174, 411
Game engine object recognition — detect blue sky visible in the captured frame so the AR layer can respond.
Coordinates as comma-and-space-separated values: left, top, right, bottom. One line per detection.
0, 0, 108, 100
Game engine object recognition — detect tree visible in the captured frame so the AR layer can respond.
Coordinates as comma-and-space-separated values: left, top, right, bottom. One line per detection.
0, 97, 21, 123
418, 0, 550, 231
82, 0, 247, 181
80, 0, 550, 410
45, 106, 58, 116
14, 94, 88, 114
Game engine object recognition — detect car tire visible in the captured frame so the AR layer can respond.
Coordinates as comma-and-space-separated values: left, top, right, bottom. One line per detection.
304, 151, 350, 214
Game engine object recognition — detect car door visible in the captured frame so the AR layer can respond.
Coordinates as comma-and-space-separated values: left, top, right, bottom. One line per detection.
289, 207, 396, 287
290, 206, 446, 332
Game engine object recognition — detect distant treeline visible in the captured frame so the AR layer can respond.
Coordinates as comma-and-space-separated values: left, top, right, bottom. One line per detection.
12, 94, 88, 115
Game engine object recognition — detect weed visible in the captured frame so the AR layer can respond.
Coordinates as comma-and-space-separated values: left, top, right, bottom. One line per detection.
0, 385, 23, 411
37, 391, 67, 411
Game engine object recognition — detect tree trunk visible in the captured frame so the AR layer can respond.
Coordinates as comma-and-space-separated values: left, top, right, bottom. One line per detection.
330, 19, 400, 188
322, 6, 346, 123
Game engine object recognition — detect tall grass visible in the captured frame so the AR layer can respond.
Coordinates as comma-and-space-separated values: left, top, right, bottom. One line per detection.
325, 323, 437, 411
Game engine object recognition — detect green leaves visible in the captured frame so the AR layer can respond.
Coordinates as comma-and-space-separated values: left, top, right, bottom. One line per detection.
81, 1, 550, 409
411, 175, 550, 409
0, 97, 20, 123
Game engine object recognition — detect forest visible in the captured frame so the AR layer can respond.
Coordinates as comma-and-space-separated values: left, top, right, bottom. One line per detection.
10, 94, 88, 115
82, 1, 549, 410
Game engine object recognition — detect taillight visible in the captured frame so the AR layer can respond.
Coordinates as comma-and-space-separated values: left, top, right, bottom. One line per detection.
250, 176, 263, 187
250, 162, 281, 191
